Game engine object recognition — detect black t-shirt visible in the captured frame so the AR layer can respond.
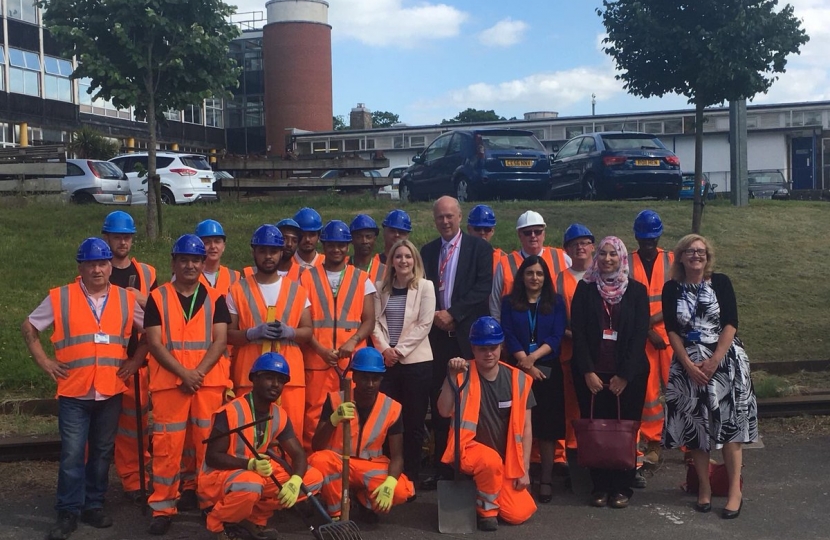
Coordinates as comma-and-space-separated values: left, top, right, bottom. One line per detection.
473, 365, 536, 459
320, 395, 403, 449
144, 285, 231, 329
110, 262, 158, 356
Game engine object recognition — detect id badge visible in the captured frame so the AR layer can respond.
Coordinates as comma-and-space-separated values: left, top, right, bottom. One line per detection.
687, 330, 701, 343
528, 342, 539, 353
94, 333, 110, 344
602, 329, 618, 341
438, 284, 445, 292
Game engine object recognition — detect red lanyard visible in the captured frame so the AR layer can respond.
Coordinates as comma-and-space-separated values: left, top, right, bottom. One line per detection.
438, 236, 460, 289
603, 301, 614, 330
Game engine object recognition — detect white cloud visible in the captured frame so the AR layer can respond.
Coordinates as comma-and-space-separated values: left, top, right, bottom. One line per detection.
477, 18, 528, 47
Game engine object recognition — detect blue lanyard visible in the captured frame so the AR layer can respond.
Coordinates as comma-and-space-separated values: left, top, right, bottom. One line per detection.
683, 284, 703, 326
527, 301, 539, 343
84, 287, 109, 327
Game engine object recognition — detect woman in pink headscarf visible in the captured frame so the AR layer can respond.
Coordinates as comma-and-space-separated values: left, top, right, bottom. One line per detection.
570, 236, 650, 510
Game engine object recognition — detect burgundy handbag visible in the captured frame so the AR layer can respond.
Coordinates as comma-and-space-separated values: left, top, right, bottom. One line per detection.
572, 389, 640, 470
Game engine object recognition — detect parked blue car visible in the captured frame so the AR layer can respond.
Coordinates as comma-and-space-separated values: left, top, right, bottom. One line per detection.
679, 172, 717, 200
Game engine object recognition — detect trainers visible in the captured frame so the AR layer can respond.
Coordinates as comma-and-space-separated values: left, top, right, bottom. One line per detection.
177, 489, 198, 511
48, 511, 77, 540
477, 516, 498, 532
80, 508, 113, 528
237, 519, 279, 540
643, 442, 662, 466
148, 516, 172, 536
631, 468, 647, 489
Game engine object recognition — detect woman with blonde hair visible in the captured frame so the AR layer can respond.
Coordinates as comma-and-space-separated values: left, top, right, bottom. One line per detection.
372, 238, 435, 483
661, 234, 757, 519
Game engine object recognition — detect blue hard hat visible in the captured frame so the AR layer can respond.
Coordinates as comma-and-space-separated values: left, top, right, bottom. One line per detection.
171, 234, 207, 257
249, 352, 291, 382
467, 205, 497, 228
351, 348, 386, 373
101, 210, 136, 234
563, 223, 595, 246
469, 316, 505, 346
320, 220, 352, 243
293, 207, 323, 232
382, 209, 412, 232
76, 237, 113, 262
251, 224, 284, 247
633, 210, 664, 239
276, 218, 301, 233
350, 214, 379, 234
195, 219, 226, 239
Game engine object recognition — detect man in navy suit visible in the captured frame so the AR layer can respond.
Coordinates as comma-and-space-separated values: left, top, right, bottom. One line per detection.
420, 196, 493, 489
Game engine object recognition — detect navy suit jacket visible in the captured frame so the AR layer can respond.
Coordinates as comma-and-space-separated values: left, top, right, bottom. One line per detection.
500, 295, 567, 364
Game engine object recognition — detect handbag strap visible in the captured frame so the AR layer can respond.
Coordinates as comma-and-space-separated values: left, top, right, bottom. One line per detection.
589, 384, 622, 421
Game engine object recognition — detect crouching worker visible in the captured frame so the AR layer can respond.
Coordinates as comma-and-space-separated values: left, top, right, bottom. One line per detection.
199, 353, 323, 540
308, 348, 415, 523
438, 316, 537, 532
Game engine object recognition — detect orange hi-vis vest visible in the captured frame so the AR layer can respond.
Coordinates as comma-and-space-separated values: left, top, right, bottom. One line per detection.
200, 266, 241, 296
443, 362, 531, 480
555, 269, 580, 362
202, 394, 289, 474
631, 249, 673, 339
244, 264, 304, 282
327, 391, 402, 459
492, 248, 505, 275
130, 258, 156, 296
148, 282, 229, 391
49, 282, 135, 398
300, 265, 368, 371
229, 274, 308, 388
500, 248, 569, 297
349, 254, 386, 285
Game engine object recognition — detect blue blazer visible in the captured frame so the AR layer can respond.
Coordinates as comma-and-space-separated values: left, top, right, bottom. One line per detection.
501, 295, 567, 364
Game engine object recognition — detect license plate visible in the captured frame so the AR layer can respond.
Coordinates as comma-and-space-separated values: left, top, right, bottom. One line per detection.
635, 159, 660, 166
113, 195, 128, 202
504, 159, 534, 167
200, 178, 212, 183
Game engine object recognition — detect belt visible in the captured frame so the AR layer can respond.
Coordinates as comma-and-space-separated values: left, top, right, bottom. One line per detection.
446, 330, 456, 338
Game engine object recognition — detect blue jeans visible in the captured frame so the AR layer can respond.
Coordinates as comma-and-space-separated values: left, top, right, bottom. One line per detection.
56, 394, 123, 514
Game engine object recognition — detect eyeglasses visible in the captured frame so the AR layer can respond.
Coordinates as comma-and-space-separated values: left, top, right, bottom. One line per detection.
521, 228, 545, 237
569, 240, 593, 248
683, 248, 707, 257
473, 226, 493, 233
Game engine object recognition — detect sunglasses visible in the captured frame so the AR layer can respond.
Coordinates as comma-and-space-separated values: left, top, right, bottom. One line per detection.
473, 226, 493, 233
521, 228, 545, 237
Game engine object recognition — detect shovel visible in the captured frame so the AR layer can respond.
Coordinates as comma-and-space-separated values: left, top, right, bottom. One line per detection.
437, 368, 477, 534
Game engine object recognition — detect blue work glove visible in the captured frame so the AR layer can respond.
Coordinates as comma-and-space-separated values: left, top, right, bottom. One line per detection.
247, 321, 281, 342
274, 324, 296, 340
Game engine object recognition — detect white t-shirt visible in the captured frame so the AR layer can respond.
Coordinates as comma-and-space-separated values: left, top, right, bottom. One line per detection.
567, 267, 588, 281
226, 279, 311, 315
325, 270, 377, 296
202, 271, 218, 287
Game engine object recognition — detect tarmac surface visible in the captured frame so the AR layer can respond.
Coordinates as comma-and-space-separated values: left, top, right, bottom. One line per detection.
0, 430, 827, 540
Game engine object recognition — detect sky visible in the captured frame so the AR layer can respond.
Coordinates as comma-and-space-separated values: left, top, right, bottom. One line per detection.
230, 0, 830, 126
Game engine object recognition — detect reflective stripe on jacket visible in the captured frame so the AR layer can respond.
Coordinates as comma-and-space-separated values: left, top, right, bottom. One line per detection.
131, 258, 156, 296
630, 249, 673, 339
200, 266, 241, 296
500, 247, 569, 297
327, 391, 401, 459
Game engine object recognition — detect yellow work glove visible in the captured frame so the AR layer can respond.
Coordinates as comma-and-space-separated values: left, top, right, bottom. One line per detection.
329, 401, 356, 426
247, 455, 272, 477
278, 474, 303, 508
371, 476, 398, 512
224, 388, 235, 402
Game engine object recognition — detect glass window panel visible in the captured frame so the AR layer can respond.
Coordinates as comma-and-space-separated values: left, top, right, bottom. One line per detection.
58, 78, 71, 101
8, 49, 25, 68
663, 118, 682, 133
0, 46, 5, 65
23, 51, 40, 70
44, 56, 60, 74
21, 0, 37, 23
24, 70, 39, 96
9, 68, 24, 94
44, 75, 57, 99
58, 59, 73, 76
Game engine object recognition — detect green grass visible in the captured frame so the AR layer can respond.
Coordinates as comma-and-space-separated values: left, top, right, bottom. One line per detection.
1, 194, 828, 396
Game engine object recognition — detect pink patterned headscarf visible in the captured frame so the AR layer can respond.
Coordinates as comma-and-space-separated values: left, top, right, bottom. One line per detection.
584, 236, 629, 305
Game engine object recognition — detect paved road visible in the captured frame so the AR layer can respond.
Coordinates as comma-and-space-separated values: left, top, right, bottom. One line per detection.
0, 431, 827, 540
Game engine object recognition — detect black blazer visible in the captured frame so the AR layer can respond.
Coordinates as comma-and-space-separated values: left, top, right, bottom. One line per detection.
571, 279, 650, 382
421, 231, 493, 357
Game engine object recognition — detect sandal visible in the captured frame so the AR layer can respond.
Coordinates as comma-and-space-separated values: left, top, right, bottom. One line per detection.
538, 482, 553, 504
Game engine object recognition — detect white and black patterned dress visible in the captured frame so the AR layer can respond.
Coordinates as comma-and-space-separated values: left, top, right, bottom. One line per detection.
661, 275, 758, 451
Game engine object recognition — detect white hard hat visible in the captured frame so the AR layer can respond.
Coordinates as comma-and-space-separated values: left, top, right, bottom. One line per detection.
516, 211, 546, 230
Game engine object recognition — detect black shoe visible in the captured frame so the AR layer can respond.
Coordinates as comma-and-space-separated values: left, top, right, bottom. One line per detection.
148, 516, 172, 536
48, 511, 77, 540
631, 468, 647, 489
537, 482, 553, 504
80, 508, 113, 528
477, 516, 498, 532
608, 493, 630, 509
694, 501, 712, 513
124, 490, 146, 505
590, 492, 608, 508
721, 499, 742, 519
177, 489, 198, 511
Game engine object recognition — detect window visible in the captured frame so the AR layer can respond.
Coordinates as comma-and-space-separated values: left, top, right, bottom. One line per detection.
344, 138, 360, 151
205, 99, 223, 128
446, 134, 462, 155
44, 56, 73, 102
78, 77, 131, 119
66, 163, 85, 176
663, 118, 682, 134
554, 138, 581, 159
9, 48, 40, 96
245, 97, 263, 127
643, 121, 663, 134
410, 135, 425, 148
184, 104, 203, 125
8, 0, 37, 23
0, 47, 4, 91
565, 125, 584, 139
164, 109, 181, 122
393, 135, 404, 149
360, 138, 375, 150
577, 137, 597, 154
422, 133, 451, 162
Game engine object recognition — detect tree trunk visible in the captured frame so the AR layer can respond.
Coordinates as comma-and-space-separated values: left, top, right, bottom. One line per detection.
145, 77, 161, 240
692, 101, 704, 234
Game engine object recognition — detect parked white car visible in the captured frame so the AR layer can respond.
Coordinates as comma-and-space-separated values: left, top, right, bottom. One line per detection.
109, 152, 218, 205
62, 159, 132, 205
378, 166, 406, 200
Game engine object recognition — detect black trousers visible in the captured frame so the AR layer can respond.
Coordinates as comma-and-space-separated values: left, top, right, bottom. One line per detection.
573, 370, 647, 497
428, 329, 464, 478
379, 361, 432, 482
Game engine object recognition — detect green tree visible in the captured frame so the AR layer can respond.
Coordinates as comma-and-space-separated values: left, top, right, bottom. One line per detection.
41, 0, 240, 239
68, 125, 121, 160
598, 0, 808, 232
333, 115, 347, 130
441, 108, 506, 124
372, 111, 400, 128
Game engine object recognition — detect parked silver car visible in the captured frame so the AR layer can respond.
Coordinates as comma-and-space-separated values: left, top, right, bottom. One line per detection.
62, 159, 131, 205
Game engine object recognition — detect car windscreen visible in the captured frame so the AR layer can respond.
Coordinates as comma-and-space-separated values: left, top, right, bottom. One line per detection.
601, 135, 666, 151
748, 172, 785, 184
180, 156, 212, 170
91, 161, 126, 179
480, 134, 545, 152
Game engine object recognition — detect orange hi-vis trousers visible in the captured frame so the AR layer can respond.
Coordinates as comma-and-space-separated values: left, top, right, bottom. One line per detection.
114, 366, 150, 492
199, 460, 323, 533
555, 359, 581, 463
640, 341, 672, 443
307, 450, 415, 517
149, 386, 224, 517
458, 441, 536, 524
303, 370, 342, 451
235, 384, 305, 453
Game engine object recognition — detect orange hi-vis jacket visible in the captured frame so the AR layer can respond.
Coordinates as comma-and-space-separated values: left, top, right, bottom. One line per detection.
443, 362, 532, 480
300, 265, 368, 371
630, 249, 674, 339
492, 248, 505, 276
131, 257, 156, 295
500, 248, 569, 297
229, 274, 308, 388
364, 254, 386, 285
326, 391, 402, 459
202, 395, 289, 473
244, 264, 304, 282
555, 269, 580, 362
200, 266, 241, 296
148, 283, 230, 391
49, 282, 135, 398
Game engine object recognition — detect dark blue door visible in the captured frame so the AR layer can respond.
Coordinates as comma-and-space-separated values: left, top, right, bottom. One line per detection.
791, 137, 815, 190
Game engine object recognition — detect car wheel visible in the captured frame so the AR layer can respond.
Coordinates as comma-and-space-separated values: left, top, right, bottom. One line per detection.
456, 177, 474, 203
399, 181, 412, 203
160, 188, 175, 205
72, 192, 96, 204
581, 176, 597, 200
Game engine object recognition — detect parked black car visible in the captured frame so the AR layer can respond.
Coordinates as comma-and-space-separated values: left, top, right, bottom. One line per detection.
398, 128, 551, 203
747, 169, 790, 200
549, 132, 682, 200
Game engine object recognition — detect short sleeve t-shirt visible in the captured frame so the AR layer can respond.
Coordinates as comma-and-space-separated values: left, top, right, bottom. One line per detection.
325, 271, 377, 296
226, 279, 311, 315
474, 365, 536, 459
